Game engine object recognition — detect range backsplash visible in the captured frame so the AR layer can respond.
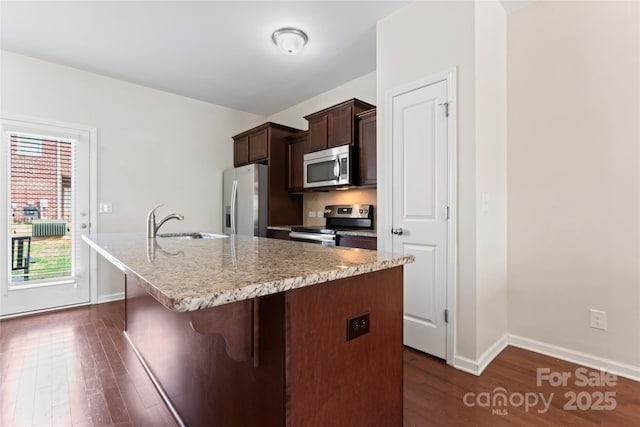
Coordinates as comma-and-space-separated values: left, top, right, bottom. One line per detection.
303, 188, 377, 228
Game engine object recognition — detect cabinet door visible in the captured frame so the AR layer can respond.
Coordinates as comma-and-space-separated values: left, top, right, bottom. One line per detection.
358, 114, 377, 186
266, 229, 291, 240
249, 128, 269, 163
307, 115, 328, 152
234, 136, 249, 166
327, 105, 353, 147
288, 134, 309, 191
338, 235, 377, 250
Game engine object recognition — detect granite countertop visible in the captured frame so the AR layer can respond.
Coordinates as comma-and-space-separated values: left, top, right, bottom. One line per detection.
83, 233, 412, 312
266, 225, 377, 238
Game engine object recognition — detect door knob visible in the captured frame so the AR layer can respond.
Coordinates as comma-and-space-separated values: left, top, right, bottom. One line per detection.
391, 228, 403, 235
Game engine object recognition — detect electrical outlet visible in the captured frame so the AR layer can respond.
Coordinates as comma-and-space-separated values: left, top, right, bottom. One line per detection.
346, 312, 370, 341
317, 211, 325, 218
308, 211, 316, 217
589, 309, 607, 331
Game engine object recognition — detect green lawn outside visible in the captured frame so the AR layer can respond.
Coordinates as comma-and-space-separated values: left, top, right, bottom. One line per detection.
12, 236, 72, 281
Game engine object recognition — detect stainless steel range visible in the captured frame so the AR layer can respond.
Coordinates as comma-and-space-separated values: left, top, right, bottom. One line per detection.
289, 204, 373, 246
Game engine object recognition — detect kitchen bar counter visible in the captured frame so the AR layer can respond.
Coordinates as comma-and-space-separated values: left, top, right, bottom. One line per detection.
83, 232, 409, 312
83, 232, 411, 427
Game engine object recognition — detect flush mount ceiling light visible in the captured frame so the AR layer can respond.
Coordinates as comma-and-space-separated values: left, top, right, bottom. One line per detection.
272, 27, 308, 55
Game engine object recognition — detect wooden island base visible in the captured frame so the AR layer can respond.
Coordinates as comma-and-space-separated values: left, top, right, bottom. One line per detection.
125, 267, 403, 427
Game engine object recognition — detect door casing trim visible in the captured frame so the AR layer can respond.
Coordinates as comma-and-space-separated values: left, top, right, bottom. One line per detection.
0, 113, 98, 308
378, 68, 458, 365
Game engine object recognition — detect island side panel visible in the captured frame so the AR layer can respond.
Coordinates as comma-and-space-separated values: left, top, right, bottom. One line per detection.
285, 266, 404, 427
125, 273, 286, 427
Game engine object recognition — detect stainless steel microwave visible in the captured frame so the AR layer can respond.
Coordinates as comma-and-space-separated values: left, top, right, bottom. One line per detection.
303, 145, 353, 189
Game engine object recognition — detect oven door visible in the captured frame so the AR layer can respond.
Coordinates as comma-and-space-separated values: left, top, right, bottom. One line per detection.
304, 145, 352, 188
289, 231, 336, 246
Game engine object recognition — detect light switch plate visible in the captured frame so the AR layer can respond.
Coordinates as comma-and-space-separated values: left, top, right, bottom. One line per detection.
99, 202, 113, 214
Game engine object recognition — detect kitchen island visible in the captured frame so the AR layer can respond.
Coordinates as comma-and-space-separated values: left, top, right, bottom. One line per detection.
83, 233, 413, 427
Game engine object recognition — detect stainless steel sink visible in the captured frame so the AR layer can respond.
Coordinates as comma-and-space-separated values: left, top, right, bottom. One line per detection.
156, 232, 228, 239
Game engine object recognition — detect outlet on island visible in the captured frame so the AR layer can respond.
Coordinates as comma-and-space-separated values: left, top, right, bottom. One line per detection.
346, 312, 370, 341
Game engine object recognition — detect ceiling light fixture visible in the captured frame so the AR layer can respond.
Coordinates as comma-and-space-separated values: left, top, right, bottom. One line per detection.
272, 27, 308, 55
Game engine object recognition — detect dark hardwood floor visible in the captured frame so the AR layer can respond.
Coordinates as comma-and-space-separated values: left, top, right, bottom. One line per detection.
1, 301, 639, 426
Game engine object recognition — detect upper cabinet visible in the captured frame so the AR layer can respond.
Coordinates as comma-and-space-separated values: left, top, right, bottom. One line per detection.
232, 122, 303, 226
233, 122, 300, 167
304, 99, 375, 151
234, 135, 249, 166
287, 131, 310, 192
356, 109, 377, 186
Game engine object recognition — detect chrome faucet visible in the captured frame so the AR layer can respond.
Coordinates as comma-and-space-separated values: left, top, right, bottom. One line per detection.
147, 205, 184, 238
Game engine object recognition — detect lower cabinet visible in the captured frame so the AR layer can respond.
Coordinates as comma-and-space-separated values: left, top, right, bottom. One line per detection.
266, 229, 290, 240
338, 235, 377, 250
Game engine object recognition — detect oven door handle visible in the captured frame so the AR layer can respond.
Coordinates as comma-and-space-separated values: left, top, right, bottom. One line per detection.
289, 231, 336, 243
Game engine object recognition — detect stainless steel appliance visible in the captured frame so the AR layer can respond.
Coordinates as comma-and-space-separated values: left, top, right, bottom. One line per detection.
223, 164, 268, 237
289, 204, 373, 245
303, 144, 353, 189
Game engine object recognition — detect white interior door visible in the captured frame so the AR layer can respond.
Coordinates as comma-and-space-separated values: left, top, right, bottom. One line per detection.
391, 78, 449, 359
1, 118, 92, 316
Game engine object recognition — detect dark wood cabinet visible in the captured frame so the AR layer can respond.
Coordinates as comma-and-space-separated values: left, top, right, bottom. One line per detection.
234, 135, 249, 166
287, 131, 310, 192
266, 229, 291, 240
338, 235, 377, 250
125, 266, 403, 427
232, 122, 303, 226
356, 109, 377, 186
234, 123, 293, 167
327, 103, 354, 147
304, 98, 375, 152
306, 115, 328, 152
248, 128, 268, 163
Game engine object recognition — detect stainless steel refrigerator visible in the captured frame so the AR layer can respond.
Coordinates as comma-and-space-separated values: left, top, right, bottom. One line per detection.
223, 164, 268, 237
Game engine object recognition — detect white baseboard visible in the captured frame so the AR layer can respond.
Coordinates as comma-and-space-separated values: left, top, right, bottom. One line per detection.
96, 292, 125, 304
454, 334, 509, 376
452, 334, 640, 383
508, 334, 640, 382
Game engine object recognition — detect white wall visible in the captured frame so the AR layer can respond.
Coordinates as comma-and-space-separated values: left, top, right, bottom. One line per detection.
267, 72, 376, 130
377, 0, 481, 360
0, 51, 264, 299
508, 1, 640, 366
377, 0, 510, 364
475, 0, 508, 359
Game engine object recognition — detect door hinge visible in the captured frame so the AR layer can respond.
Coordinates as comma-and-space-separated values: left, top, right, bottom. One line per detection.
445, 205, 450, 220
444, 309, 448, 323
439, 102, 449, 117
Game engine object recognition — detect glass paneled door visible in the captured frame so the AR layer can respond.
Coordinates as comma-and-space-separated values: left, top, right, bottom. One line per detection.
1, 118, 92, 316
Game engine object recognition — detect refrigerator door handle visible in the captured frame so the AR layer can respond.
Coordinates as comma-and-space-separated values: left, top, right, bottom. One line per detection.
231, 179, 238, 234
